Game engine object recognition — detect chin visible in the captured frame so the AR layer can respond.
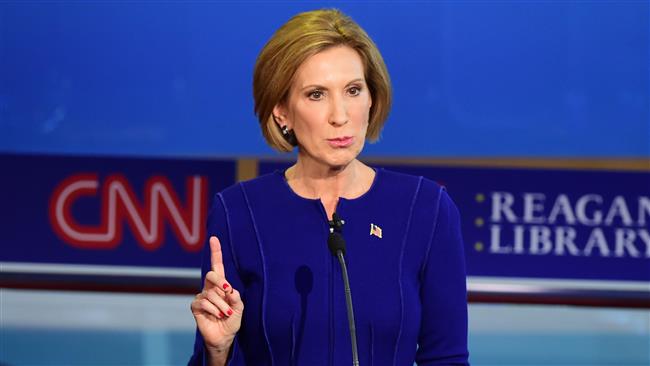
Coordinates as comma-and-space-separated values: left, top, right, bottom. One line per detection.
323, 157, 353, 170
324, 148, 362, 169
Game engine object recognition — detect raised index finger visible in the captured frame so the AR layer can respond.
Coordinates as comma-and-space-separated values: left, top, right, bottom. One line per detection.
209, 235, 225, 278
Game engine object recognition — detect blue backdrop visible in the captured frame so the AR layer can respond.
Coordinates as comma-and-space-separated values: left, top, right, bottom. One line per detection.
1, 1, 648, 157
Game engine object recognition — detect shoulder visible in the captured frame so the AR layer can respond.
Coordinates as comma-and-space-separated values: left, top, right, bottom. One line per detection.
376, 168, 460, 225
214, 171, 281, 204
376, 168, 446, 202
207, 172, 283, 234
204, 172, 275, 224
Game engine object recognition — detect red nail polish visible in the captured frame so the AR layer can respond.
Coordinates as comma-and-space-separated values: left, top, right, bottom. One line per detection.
223, 283, 229, 290
227, 309, 233, 316
219, 311, 225, 318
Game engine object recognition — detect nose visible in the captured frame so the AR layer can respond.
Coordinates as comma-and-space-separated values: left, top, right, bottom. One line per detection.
329, 95, 348, 126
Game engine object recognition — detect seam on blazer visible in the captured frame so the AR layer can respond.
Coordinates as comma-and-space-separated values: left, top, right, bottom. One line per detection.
239, 182, 275, 366
217, 192, 241, 273
392, 176, 423, 365
419, 185, 444, 282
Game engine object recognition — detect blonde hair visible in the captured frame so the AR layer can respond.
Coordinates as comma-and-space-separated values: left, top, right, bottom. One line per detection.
253, 9, 392, 152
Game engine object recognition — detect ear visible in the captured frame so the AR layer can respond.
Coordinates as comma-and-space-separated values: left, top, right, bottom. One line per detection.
272, 104, 291, 130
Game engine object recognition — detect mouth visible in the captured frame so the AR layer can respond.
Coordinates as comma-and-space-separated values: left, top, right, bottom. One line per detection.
327, 136, 354, 148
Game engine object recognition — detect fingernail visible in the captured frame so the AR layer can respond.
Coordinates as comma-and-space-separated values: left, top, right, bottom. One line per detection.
227, 308, 233, 316
223, 283, 229, 290
219, 311, 225, 318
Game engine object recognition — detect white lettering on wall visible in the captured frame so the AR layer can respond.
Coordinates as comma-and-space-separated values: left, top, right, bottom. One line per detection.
491, 192, 517, 223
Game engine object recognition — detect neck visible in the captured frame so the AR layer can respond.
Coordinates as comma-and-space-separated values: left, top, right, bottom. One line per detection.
285, 151, 375, 220
286, 158, 361, 201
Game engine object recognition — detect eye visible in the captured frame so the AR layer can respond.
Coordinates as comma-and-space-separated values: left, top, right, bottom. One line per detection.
347, 86, 362, 96
307, 90, 324, 100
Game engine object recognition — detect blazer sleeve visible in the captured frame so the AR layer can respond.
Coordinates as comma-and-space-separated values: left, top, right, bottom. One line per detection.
415, 188, 470, 365
188, 192, 245, 366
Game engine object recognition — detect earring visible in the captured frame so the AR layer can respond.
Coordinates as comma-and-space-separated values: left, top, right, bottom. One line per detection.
280, 125, 297, 146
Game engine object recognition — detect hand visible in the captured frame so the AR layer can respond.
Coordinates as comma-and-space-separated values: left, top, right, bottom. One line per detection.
191, 236, 244, 353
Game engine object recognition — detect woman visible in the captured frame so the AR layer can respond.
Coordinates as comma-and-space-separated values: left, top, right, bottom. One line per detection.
189, 9, 469, 366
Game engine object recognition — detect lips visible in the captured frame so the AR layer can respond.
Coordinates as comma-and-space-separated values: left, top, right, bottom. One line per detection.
327, 136, 354, 148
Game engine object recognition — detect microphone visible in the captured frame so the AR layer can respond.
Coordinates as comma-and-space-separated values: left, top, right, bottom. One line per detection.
328, 212, 345, 235
327, 230, 346, 255
327, 213, 359, 366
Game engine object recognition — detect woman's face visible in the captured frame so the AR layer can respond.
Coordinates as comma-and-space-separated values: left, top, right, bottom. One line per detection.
275, 45, 372, 170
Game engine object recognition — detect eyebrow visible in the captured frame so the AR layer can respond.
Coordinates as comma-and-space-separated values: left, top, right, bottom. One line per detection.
300, 78, 365, 91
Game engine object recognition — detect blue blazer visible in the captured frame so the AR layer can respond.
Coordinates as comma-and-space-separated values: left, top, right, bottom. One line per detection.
190, 168, 469, 365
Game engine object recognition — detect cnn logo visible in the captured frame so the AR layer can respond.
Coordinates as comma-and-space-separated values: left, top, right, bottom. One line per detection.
49, 174, 208, 252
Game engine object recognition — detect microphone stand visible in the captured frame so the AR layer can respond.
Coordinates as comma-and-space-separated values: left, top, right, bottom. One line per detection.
328, 212, 359, 366
336, 249, 359, 366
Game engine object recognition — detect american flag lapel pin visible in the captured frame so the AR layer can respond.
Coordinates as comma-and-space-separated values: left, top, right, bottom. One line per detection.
370, 223, 382, 239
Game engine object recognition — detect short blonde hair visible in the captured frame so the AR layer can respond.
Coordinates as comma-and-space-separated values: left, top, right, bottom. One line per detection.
253, 9, 392, 152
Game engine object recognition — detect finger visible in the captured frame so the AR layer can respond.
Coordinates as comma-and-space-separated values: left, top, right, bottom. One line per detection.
204, 289, 236, 317
204, 271, 229, 296
205, 271, 233, 296
191, 294, 224, 320
209, 236, 226, 278
225, 288, 244, 313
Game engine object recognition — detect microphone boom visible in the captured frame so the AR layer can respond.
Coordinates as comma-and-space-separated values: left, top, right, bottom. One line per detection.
328, 224, 360, 366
